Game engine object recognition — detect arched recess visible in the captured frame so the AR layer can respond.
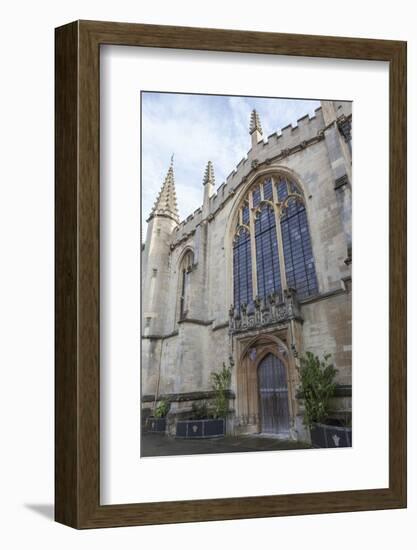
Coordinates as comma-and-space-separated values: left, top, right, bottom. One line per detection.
235, 332, 295, 434
176, 245, 195, 269
176, 247, 194, 321
239, 332, 289, 363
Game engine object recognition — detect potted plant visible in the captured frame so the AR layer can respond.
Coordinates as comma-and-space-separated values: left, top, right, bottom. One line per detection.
176, 363, 232, 439
298, 352, 352, 448
147, 398, 170, 433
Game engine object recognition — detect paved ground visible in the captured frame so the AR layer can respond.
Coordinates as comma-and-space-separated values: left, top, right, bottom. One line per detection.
141, 433, 311, 457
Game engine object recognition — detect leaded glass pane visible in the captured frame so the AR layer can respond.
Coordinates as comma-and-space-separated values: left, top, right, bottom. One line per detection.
289, 180, 301, 195
252, 186, 261, 207
263, 178, 273, 200
281, 197, 318, 299
233, 229, 253, 309
242, 204, 250, 225
255, 205, 281, 300
276, 178, 288, 202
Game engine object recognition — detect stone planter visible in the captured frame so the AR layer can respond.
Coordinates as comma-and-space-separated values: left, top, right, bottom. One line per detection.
146, 417, 167, 433
176, 418, 225, 439
310, 422, 352, 448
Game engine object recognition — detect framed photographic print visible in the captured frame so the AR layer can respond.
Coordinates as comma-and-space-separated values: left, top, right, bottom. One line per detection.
55, 20, 406, 528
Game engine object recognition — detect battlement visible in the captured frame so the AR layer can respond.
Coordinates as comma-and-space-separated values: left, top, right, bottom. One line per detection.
169, 104, 338, 247
218, 107, 324, 196
173, 205, 203, 242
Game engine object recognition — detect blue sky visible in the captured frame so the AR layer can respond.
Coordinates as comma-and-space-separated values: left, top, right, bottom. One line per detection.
141, 92, 320, 233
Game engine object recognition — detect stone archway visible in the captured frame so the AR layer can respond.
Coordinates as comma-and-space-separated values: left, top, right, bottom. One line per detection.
234, 332, 294, 436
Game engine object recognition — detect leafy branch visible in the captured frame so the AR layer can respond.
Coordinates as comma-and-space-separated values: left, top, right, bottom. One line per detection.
298, 352, 337, 428
210, 362, 232, 419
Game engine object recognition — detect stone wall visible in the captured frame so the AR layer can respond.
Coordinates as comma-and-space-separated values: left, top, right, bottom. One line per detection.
141, 100, 352, 432
301, 290, 352, 386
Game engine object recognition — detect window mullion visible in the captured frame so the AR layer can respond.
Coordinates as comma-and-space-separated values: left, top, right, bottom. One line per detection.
298, 207, 309, 295
272, 177, 287, 296
248, 192, 258, 301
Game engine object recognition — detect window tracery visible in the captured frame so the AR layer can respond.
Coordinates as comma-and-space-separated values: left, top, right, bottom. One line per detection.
232, 175, 318, 311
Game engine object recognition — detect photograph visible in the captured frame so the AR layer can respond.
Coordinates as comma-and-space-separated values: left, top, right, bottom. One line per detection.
0, 0, 408, 540
140, 92, 352, 457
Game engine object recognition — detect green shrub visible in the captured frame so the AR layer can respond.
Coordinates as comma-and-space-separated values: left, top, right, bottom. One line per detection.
154, 399, 170, 418
298, 352, 337, 428
210, 362, 232, 419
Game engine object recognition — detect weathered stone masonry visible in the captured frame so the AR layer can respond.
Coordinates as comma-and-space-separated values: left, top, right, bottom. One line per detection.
141, 100, 352, 441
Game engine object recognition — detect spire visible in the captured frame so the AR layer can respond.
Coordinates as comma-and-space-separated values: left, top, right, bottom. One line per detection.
249, 109, 263, 148
148, 156, 180, 223
249, 109, 263, 136
202, 160, 215, 218
202, 160, 215, 186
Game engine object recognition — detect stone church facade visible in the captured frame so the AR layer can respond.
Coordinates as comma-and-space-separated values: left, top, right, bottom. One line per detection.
141, 100, 352, 442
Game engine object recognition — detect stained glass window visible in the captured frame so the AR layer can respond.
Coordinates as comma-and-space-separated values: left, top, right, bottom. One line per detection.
263, 178, 273, 200
255, 205, 281, 299
289, 180, 301, 195
233, 228, 253, 309
242, 204, 250, 225
232, 175, 318, 311
281, 197, 318, 299
277, 178, 288, 202
252, 186, 261, 207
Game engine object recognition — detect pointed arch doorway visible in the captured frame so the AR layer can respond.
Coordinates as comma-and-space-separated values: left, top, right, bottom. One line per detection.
258, 353, 290, 435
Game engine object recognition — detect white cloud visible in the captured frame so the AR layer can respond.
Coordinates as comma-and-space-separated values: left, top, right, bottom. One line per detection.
141, 92, 320, 236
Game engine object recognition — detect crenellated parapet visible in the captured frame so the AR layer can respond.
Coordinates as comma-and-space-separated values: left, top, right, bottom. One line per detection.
171, 207, 203, 245
218, 107, 324, 199
167, 102, 351, 250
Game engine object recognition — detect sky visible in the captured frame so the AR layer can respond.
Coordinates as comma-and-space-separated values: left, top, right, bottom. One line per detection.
141, 92, 320, 235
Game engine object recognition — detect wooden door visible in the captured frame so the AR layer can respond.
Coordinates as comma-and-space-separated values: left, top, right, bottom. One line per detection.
258, 353, 290, 435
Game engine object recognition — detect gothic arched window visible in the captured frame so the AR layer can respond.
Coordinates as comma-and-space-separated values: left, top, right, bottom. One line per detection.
281, 196, 318, 299
254, 203, 281, 299
179, 250, 194, 320
232, 175, 318, 310
233, 228, 253, 309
